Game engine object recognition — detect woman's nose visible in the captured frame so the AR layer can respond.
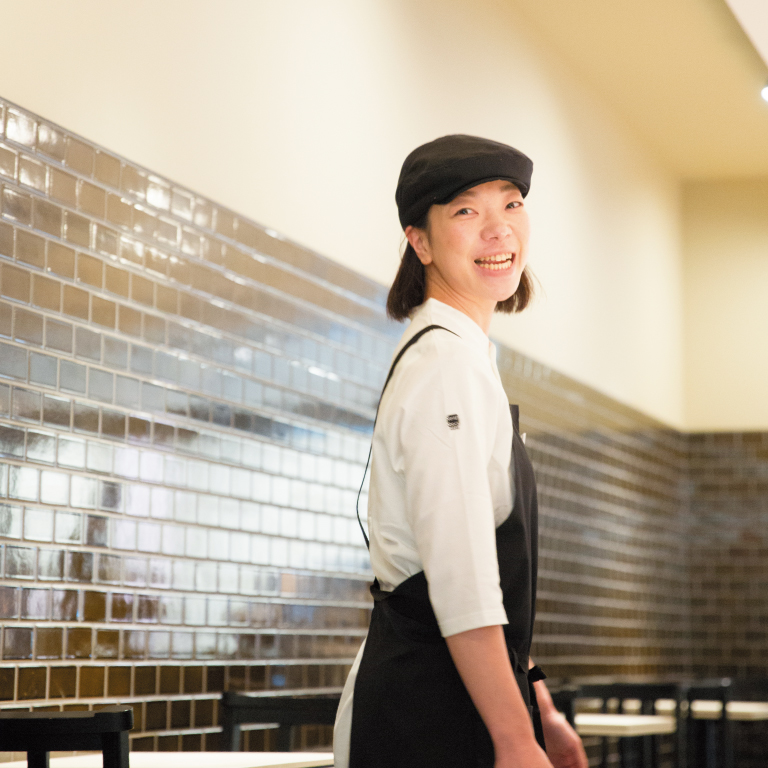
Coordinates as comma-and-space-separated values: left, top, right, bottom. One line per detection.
481, 214, 512, 240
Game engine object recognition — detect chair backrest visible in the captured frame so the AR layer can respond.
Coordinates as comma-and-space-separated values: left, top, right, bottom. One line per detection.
684, 677, 732, 708
220, 692, 341, 751
577, 682, 683, 714
221, 691, 341, 724
0, 706, 133, 768
0, 707, 134, 734
572, 682, 686, 768
729, 676, 768, 701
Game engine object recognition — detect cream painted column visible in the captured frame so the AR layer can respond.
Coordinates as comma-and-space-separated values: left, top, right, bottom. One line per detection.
683, 179, 768, 431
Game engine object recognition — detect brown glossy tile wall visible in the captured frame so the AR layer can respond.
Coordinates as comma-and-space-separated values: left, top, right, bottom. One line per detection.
687, 432, 768, 678
1, 97, 765, 756
496, 356, 694, 682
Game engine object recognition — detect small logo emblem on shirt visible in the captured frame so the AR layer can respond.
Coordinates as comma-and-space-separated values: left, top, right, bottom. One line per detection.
447, 414, 460, 430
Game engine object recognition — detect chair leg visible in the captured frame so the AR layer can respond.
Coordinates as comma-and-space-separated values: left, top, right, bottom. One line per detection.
676, 715, 685, 768
705, 721, 716, 768
722, 718, 734, 768
600, 734, 608, 768
27, 750, 49, 768
689, 719, 705, 768
625, 736, 643, 768
221, 715, 242, 752
102, 730, 130, 768
617, 736, 627, 768
275, 724, 292, 751
647, 734, 656, 768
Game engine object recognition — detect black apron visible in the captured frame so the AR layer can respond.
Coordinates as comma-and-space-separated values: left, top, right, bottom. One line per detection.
349, 325, 545, 768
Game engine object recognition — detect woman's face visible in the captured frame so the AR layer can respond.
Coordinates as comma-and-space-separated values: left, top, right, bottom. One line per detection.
406, 179, 530, 318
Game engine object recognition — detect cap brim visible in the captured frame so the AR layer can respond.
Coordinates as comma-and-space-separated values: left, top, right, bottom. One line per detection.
438, 175, 529, 204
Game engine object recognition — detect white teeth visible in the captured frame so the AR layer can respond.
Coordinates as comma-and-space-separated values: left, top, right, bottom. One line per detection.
475, 253, 513, 270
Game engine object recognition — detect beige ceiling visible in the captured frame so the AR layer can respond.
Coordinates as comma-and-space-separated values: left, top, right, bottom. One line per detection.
508, 0, 768, 178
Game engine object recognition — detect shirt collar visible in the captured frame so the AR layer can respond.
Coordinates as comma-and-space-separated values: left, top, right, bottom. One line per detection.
410, 298, 494, 361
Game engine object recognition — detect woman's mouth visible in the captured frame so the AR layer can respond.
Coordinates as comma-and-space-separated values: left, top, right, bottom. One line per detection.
474, 253, 514, 271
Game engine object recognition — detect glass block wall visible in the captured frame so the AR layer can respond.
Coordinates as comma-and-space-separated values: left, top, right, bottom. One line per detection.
0, 97, 766, 756
0, 97, 394, 751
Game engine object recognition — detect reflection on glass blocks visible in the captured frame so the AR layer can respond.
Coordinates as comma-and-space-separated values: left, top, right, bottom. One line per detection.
23, 507, 54, 542
13, 387, 41, 423
66, 551, 94, 582
15, 307, 44, 345
27, 430, 56, 464
51, 589, 78, 621
60, 360, 86, 393
29, 352, 57, 386
8, 466, 40, 502
54, 511, 82, 544
0, 342, 27, 380
38, 549, 64, 581
58, 435, 86, 468
0, 424, 25, 457
37, 626, 64, 659
40, 470, 69, 505
5, 545, 36, 578
3, 626, 33, 659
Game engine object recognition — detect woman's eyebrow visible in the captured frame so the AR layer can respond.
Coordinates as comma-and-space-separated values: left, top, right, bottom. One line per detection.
450, 190, 481, 204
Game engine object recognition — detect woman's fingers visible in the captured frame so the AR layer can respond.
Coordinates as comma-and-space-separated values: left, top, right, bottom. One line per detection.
540, 712, 588, 768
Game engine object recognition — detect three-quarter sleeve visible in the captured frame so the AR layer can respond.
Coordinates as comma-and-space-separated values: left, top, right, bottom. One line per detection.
387, 338, 508, 638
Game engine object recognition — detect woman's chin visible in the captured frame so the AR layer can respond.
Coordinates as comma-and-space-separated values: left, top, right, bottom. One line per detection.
476, 272, 521, 303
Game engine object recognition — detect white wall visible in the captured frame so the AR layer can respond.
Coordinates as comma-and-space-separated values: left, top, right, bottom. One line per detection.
0, 0, 686, 427
683, 179, 768, 431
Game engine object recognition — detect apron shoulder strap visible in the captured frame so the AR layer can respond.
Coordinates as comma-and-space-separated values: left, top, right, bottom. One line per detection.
509, 403, 520, 434
356, 323, 457, 549
378, 324, 455, 400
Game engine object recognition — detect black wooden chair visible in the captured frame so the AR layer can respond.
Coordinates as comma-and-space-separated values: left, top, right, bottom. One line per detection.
729, 677, 768, 768
684, 678, 734, 768
0, 706, 133, 768
553, 682, 684, 768
220, 691, 341, 751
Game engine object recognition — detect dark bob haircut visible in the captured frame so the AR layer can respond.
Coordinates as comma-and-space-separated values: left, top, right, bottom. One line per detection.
386, 212, 534, 321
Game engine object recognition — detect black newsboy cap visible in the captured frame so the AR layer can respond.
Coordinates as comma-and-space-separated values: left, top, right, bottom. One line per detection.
395, 134, 533, 230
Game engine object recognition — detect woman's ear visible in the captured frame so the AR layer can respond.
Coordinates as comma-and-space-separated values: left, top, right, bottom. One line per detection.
405, 225, 432, 266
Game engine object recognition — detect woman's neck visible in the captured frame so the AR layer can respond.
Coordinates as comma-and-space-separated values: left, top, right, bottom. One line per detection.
424, 285, 494, 335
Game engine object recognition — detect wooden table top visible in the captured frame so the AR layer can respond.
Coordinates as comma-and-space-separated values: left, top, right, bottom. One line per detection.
1, 753, 335, 768
573, 699, 768, 735
690, 700, 768, 721
575, 713, 677, 736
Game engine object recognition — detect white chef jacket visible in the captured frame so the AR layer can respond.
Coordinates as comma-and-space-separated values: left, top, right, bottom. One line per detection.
334, 298, 515, 767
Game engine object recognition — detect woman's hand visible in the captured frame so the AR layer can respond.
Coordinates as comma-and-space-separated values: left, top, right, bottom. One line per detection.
540, 710, 588, 768
530, 673, 588, 768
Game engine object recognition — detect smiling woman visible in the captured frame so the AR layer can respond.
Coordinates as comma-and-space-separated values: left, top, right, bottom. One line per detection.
334, 136, 587, 768
386, 137, 535, 325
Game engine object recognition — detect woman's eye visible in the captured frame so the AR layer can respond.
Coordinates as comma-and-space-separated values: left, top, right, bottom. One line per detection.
507, 201, 523, 209
456, 208, 472, 215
